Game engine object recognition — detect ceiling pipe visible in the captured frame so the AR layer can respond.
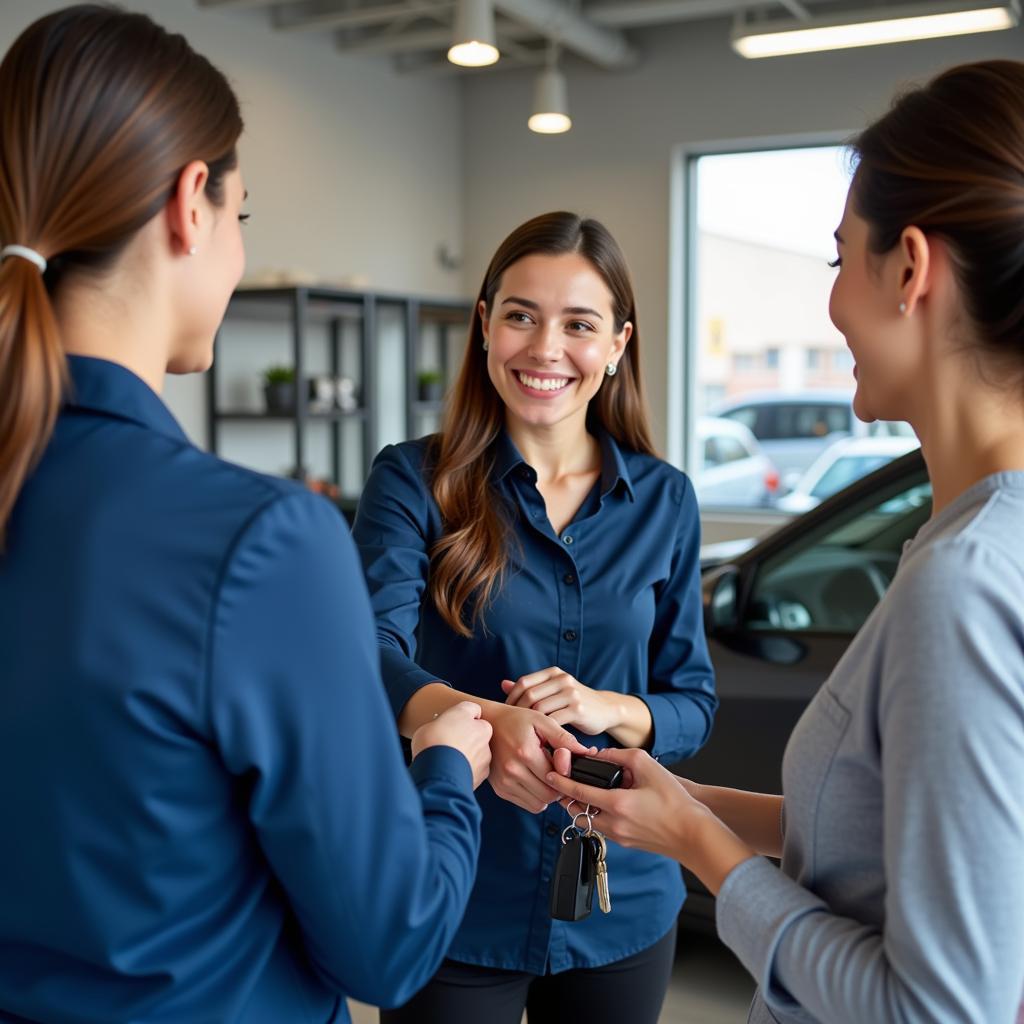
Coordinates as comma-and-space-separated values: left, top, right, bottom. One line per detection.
492, 0, 634, 67
275, 1, 454, 33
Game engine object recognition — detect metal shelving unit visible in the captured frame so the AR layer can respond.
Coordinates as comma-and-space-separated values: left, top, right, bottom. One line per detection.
207, 286, 471, 505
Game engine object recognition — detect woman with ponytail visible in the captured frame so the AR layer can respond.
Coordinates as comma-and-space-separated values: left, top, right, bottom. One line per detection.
0, 7, 491, 1022
353, 212, 717, 1023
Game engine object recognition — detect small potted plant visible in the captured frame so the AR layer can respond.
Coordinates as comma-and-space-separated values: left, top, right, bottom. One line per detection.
263, 365, 296, 414
417, 369, 444, 403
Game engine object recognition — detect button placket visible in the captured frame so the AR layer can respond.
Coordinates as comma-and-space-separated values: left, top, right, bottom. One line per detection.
556, 530, 583, 676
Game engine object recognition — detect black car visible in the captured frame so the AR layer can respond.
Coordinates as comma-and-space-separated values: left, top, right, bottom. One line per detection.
678, 448, 930, 926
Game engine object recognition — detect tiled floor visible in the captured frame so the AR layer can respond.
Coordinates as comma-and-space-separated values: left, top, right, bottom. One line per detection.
348, 932, 755, 1024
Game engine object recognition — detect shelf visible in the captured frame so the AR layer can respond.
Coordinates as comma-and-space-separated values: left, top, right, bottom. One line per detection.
217, 409, 368, 422
226, 286, 473, 326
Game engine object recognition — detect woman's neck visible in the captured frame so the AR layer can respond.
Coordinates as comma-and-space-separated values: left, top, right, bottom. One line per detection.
505, 412, 601, 484
913, 360, 1024, 515
52, 241, 172, 395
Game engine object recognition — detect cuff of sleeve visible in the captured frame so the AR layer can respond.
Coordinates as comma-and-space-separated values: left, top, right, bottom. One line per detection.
639, 692, 686, 762
380, 647, 450, 720
409, 744, 475, 792
716, 855, 826, 1017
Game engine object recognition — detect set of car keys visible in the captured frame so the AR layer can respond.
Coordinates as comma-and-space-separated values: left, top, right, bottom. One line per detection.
549, 755, 622, 922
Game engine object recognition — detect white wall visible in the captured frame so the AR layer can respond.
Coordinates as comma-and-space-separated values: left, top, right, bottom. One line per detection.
460, 20, 1024, 454
0, 0, 466, 444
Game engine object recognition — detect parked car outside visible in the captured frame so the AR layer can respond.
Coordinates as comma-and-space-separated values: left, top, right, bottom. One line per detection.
693, 416, 779, 507
775, 434, 921, 514
677, 448, 931, 927
711, 390, 914, 485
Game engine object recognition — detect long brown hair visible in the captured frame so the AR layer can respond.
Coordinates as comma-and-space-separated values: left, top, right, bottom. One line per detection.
853, 60, 1024, 379
429, 211, 657, 637
0, 4, 243, 548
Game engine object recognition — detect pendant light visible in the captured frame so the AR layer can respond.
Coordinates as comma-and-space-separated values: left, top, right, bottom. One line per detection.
448, 0, 500, 67
529, 41, 571, 134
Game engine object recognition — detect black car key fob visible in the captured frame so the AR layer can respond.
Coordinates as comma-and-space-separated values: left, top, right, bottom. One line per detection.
569, 755, 623, 790
549, 830, 595, 921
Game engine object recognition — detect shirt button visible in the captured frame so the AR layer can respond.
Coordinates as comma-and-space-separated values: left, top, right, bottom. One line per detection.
546, 824, 559, 837
563, 573, 575, 585
520, 467, 531, 480
563, 629, 577, 642
562, 534, 574, 545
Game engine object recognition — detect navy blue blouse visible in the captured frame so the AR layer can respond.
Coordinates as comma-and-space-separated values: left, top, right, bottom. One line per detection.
0, 356, 482, 1024
353, 430, 717, 973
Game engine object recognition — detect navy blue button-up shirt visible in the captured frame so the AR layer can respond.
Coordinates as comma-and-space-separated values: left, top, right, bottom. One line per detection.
353, 431, 716, 973
0, 356, 481, 1023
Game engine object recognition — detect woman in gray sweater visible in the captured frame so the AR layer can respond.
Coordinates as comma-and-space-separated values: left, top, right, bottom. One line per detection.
546, 60, 1024, 1024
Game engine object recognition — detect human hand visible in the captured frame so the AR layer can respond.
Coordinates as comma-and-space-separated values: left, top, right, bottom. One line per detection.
545, 747, 711, 861
501, 668, 615, 735
486, 703, 594, 814
411, 701, 493, 790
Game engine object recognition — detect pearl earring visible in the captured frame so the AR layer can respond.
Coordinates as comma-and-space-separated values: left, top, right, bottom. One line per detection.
899, 302, 907, 314
483, 339, 489, 351
605, 362, 617, 377
188, 246, 197, 256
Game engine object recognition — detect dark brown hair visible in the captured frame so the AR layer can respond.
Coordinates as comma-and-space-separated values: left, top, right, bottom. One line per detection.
429, 211, 656, 637
853, 60, 1024, 376
0, 4, 243, 547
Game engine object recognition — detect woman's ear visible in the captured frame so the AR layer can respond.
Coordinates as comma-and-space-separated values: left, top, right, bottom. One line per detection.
166, 160, 210, 257
896, 226, 931, 317
478, 299, 490, 346
610, 321, 633, 365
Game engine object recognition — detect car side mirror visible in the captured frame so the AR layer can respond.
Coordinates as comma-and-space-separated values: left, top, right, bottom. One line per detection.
703, 564, 741, 636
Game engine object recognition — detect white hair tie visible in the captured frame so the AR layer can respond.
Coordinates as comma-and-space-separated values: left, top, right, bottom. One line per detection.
0, 244, 47, 273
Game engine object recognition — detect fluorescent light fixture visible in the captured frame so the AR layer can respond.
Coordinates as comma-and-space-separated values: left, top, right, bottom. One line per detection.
732, 0, 1019, 57
448, 0, 499, 66
529, 67, 572, 134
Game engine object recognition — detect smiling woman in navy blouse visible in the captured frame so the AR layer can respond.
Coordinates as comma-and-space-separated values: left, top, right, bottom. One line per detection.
353, 212, 717, 1024
0, 7, 491, 1023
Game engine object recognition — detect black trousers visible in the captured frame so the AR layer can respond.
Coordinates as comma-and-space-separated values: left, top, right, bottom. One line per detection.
379, 924, 677, 1024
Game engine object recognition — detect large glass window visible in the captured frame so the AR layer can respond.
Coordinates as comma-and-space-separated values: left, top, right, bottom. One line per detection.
689, 145, 918, 511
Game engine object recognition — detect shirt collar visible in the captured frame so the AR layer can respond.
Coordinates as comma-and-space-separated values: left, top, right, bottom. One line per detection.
492, 427, 636, 501
64, 355, 190, 446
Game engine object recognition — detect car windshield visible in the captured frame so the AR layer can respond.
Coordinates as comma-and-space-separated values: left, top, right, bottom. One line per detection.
746, 474, 932, 634
810, 454, 897, 499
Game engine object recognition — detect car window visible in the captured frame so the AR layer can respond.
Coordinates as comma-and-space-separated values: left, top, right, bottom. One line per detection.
723, 406, 758, 433
703, 439, 720, 468
716, 436, 751, 464
744, 477, 932, 634
809, 454, 894, 499
731, 402, 852, 441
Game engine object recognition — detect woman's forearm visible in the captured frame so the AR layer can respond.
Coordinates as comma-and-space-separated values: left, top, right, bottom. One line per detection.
687, 784, 784, 858
398, 683, 503, 738
601, 692, 654, 749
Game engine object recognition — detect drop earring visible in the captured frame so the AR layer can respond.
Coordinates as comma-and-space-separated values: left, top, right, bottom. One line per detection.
483, 339, 489, 351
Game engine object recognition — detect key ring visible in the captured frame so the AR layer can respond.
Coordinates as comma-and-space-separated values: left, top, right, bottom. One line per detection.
566, 799, 600, 822
571, 810, 595, 836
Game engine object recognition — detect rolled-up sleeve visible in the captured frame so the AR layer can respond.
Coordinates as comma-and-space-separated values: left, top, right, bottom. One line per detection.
643, 478, 717, 763
206, 490, 481, 1007
352, 445, 451, 718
